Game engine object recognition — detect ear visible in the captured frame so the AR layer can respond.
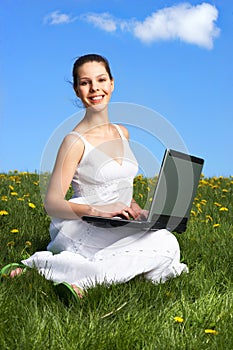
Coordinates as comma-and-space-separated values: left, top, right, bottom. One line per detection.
74, 87, 80, 98
111, 78, 114, 92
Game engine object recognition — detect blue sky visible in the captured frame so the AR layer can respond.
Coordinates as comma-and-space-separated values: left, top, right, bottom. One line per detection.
1, 0, 232, 177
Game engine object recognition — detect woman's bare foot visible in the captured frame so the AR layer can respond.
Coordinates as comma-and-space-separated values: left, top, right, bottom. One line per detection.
71, 284, 84, 299
9, 267, 23, 278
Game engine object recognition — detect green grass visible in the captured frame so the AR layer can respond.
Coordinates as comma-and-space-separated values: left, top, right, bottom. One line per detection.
0, 172, 233, 350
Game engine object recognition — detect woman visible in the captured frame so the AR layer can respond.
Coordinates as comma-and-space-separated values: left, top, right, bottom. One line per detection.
7, 54, 188, 298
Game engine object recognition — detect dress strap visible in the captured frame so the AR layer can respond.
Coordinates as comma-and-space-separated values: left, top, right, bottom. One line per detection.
68, 131, 86, 143
113, 124, 127, 140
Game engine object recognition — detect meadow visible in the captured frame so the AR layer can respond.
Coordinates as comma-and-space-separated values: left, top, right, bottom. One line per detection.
0, 171, 232, 350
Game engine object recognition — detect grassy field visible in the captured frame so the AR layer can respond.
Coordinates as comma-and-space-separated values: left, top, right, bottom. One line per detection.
0, 171, 232, 350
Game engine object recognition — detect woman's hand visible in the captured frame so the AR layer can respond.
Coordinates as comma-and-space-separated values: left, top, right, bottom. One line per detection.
91, 202, 138, 220
130, 199, 149, 220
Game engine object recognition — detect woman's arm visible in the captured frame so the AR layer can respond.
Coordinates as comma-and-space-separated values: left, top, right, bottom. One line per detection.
44, 134, 93, 219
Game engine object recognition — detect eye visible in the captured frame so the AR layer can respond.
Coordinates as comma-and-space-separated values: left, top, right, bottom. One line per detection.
99, 78, 107, 82
79, 81, 88, 86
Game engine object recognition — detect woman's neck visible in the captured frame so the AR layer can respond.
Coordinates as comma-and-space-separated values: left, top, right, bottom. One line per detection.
83, 105, 109, 127
77, 105, 111, 133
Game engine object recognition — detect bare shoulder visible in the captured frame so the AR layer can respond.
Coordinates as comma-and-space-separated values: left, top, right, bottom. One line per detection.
116, 124, 130, 140
58, 132, 85, 159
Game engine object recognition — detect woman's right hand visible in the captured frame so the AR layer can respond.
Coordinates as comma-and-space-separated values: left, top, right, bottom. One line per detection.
91, 202, 137, 220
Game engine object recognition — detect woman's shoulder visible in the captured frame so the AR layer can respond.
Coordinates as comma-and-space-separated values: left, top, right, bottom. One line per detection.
114, 124, 129, 140
59, 132, 85, 155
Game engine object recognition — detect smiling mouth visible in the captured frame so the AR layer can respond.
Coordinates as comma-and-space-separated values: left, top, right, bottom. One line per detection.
89, 95, 104, 102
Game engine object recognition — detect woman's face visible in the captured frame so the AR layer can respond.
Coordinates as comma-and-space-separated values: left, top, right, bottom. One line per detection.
75, 61, 114, 108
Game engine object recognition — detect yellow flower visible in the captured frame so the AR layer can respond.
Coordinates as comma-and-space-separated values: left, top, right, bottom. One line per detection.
9, 185, 14, 190
28, 202, 36, 209
222, 189, 228, 193
174, 316, 184, 323
206, 215, 213, 222
17, 197, 24, 201
196, 203, 202, 213
10, 229, 19, 233
213, 223, 220, 228
214, 202, 221, 207
219, 207, 229, 212
191, 210, 196, 216
7, 241, 15, 247
0, 210, 9, 216
204, 329, 218, 335
25, 241, 32, 247
139, 193, 143, 198
10, 192, 18, 196
1, 196, 8, 201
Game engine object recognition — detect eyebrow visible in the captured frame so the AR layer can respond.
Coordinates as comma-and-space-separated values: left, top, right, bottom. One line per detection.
78, 73, 108, 81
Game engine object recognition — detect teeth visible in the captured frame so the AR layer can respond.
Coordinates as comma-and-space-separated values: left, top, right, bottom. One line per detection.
91, 96, 103, 101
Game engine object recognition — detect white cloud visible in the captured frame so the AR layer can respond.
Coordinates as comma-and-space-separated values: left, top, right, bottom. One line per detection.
44, 3, 220, 49
44, 11, 74, 25
81, 3, 220, 49
82, 12, 117, 32
132, 3, 220, 49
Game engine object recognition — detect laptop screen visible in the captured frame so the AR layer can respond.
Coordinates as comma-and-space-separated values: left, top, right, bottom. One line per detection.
147, 149, 204, 222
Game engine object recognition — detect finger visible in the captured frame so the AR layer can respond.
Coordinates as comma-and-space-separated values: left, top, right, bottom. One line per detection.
123, 207, 137, 219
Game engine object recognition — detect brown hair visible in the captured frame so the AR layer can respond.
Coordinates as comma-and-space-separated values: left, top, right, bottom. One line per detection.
72, 54, 113, 90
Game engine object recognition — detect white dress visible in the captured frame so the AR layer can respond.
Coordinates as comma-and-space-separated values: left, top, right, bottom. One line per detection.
22, 125, 188, 289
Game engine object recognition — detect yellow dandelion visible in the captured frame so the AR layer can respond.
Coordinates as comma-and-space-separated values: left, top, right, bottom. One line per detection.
1, 196, 8, 201
17, 197, 24, 201
206, 215, 213, 222
213, 223, 220, 228
7, 241, 15, 247
9, 185, 14, 190
174, 316, 184, 323
204, 329, 218, 335
137, 174, 143, 181
23, 194, 30, 197
191, 210, 196, 216
222, 189, 228, 193
199, 179, 209, 185
201, 199, 207, 205
28, 202, 36, 209
196, 204, 203, 213
219, 207, 229, 212
214, 202, 221, 207
0, 210, 9, 216
25, 241, 32, 247
10, 229, 19, 233
139, 193, 143, 198
10, 192, 18, 196
33, 181, 39, 186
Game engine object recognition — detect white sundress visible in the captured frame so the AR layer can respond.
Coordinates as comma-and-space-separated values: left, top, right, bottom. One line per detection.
22, 124, 188, 289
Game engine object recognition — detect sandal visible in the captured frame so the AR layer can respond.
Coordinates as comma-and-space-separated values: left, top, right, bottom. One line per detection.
54, 282, 84, 305
0, 262, 27, 279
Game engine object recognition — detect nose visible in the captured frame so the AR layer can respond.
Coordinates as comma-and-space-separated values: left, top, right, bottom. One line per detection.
90, 80, 99, 92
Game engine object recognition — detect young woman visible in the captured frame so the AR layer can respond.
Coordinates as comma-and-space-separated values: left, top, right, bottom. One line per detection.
7, 54, 188, 298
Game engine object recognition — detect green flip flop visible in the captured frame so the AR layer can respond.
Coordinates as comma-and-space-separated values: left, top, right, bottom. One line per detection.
54, 282, 84, 305
0, 262, 27, 279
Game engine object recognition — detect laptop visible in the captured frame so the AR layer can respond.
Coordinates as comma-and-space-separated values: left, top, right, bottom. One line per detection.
82, 149, 204, 233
